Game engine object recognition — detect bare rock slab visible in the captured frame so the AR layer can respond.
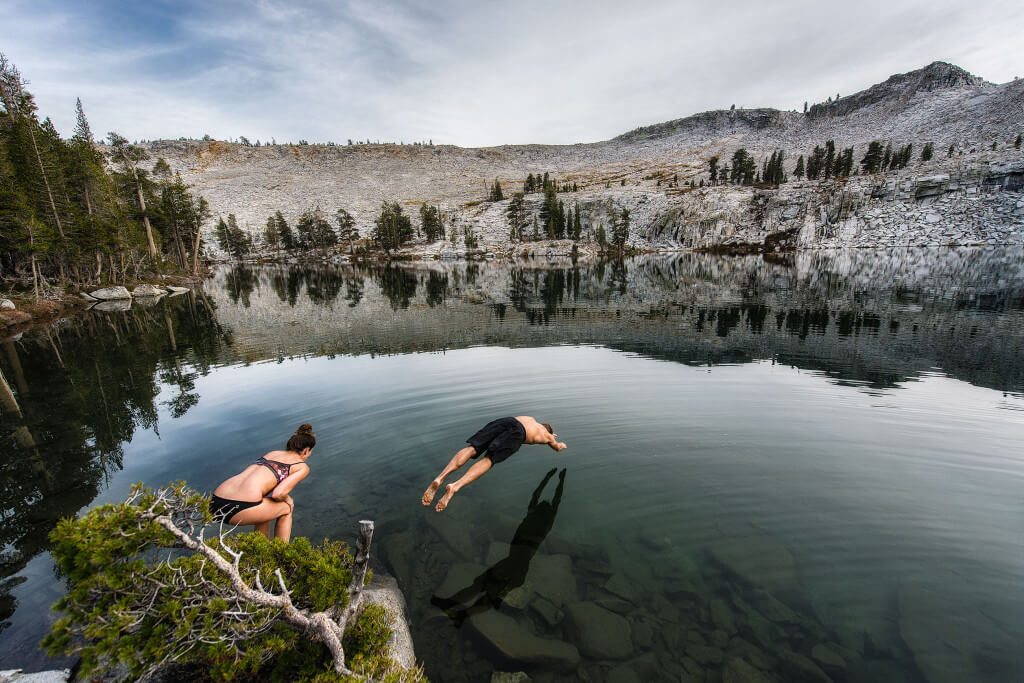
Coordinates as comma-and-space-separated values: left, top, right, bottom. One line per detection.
361, 574, 417, 670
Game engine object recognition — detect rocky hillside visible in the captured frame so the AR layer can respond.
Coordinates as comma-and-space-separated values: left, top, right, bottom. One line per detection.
148, 62, 1024, 255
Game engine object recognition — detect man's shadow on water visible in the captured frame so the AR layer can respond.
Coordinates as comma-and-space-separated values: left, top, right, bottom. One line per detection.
431, 467, 566, 625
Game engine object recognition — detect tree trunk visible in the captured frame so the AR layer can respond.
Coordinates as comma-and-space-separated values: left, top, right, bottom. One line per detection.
191, 224, 202, 275
27, 124, 65, 239
135, 180, 158, 258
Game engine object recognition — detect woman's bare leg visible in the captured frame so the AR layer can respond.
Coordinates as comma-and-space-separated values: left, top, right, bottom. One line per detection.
274, 508, 293, 542
423, 446, 477, 505
230, 499, 293, 541
436, 456, 492, 512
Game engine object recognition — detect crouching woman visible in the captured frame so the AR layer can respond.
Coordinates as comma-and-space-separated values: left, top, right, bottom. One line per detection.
210, 423, 315, 542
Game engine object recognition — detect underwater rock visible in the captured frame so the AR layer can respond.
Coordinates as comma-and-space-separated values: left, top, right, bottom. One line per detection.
527, 554, 577, 607
897, 580, 1020, 683
433, 562, 485, 600
424, 511, 478, 560
529, 597, 563, 626
467, 610, 580, 671
710, 598, 737, 634
706, 534, 799, 598
604, 573, 638, 602
779, 650, 832, 683
723, 657, 774, 683
811, 643, 847, 673
565, 602, 634, 659
490, 673, 530, 683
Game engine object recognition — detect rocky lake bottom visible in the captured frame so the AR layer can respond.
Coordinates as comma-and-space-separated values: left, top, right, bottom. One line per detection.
0, 248, 1022, 683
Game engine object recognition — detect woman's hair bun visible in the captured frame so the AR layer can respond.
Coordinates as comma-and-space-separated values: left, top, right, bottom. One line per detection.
296, 423, 314, 436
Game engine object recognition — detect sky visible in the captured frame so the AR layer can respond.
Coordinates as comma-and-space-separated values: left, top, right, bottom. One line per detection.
3, 0, 1022, 147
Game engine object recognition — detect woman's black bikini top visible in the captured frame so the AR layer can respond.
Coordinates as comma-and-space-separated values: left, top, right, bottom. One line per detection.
254, 457, 301, 484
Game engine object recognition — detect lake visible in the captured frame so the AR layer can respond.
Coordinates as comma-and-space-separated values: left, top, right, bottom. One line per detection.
1, 249, 1022, 683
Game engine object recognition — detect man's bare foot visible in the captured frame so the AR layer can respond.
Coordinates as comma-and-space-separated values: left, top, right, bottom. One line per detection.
435, 484, 457, 512
422, 480, 442, 506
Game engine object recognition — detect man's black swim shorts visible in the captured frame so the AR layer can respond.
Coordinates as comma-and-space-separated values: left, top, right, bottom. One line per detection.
467, 417, 527, 465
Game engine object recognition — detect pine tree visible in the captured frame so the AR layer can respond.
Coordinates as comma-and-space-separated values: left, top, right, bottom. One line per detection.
861, 141, 884, 174
882, 142, 892, 171
611, 208, 630, 250
264, 215, 280, 252
794, 155, 805, 179
335, 207, 358, 254
921, 142, 934, 162
505, 193, 525, 241
1016, 134, 1022, 149
573, 203, 582, 240
373, 201, 413, 251
274, 211, 295, 250
488, 179, 504, 202
708, 156, 719, 184
108, 132, 159, 258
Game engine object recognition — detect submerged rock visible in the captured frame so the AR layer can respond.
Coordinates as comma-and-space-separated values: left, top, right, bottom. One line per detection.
490, 673, 530, 683
467, 610, 580, 671
898, 579, 1021, 683
89, 286, 131, 301
526, 554, 577, 606
779, 650, 832, 683
722, 658, 773, 683
706, 533, 799, 597
565, 602, 634, 659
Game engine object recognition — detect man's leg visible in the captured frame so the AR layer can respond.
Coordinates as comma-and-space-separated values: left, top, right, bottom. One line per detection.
422, 445, 477, 506
435, 456, 492, 512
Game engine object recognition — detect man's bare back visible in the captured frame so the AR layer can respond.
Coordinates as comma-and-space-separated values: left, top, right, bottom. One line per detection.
422, 416, 567, 512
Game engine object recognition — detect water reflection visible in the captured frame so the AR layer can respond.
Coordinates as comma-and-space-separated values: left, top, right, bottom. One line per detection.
432, 468, 566, 624
0, 293, 230, 636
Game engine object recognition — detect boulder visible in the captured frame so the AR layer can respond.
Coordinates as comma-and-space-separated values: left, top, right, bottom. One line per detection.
710, 598, 737, 634
433, 561, 485, 600
565, 602, 633, 659
89, 286, 131, 301
467, 610, 579, 671
167, 285, 191, 295
361, 574, 417, 670
0, 299, 14, 310
133, 284, 166, 297
811, 643, 846, 673
424, 511, 478, 559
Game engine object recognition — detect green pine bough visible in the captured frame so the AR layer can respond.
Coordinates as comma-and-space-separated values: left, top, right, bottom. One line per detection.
44, 482, 426, 683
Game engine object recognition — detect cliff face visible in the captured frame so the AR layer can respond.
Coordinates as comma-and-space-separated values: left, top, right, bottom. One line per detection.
146, 62, 1024, 254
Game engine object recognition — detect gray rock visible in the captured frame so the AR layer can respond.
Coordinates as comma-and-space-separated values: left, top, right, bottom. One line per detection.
565, 602, 634, 659
606, 664, 640, 683
423, 511, 477, 559
685, 643, 723, 666
467, 610, 580, 671
530, 597, 563, 626
924, 212, 942, 224
361, 574, 417, 670
89, 286, 132, 300
0, 299, 14, 311
167, 285, 191, 294
133, 283, 166, 297
486, 541, 510, 565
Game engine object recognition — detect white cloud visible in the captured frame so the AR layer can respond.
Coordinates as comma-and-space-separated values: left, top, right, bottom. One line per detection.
4, 0, 1021, 146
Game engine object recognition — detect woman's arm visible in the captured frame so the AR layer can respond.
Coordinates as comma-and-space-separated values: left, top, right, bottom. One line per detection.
270, 464, 310, 500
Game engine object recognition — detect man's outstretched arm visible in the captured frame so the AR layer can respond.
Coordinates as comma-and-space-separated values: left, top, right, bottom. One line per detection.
544, 432, 567, 451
